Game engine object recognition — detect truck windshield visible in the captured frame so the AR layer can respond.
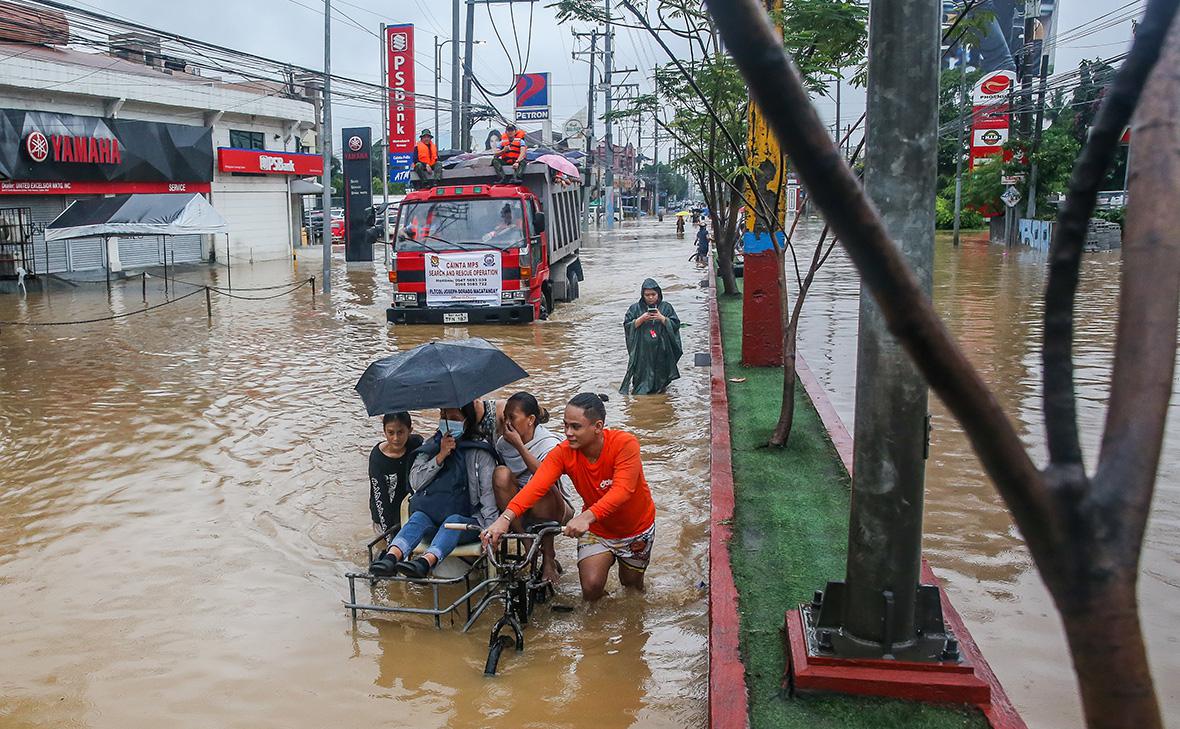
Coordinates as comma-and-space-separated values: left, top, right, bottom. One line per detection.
396, 199, 526, 251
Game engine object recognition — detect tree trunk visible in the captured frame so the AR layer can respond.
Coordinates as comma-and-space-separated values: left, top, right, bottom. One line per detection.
769, 272, 808, 447
1060, 585, 1162, 729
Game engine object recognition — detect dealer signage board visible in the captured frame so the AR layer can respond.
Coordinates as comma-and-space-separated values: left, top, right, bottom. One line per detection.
385, 24, 416, 171
341, 127, 374, 263
0, 108, 213, 192
218, 148, 322, 176
424, 250, 503, 306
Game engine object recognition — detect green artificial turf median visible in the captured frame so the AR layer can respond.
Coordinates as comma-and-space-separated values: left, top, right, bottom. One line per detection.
717, 283, 987, 729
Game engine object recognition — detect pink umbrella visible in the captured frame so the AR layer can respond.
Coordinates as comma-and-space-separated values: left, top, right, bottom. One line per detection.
535, 154, 582, 181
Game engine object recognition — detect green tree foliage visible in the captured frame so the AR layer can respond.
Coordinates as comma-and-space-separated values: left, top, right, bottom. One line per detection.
640, 162, 689, 201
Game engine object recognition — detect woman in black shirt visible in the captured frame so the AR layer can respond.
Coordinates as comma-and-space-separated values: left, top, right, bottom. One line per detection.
368, 412, 423, 538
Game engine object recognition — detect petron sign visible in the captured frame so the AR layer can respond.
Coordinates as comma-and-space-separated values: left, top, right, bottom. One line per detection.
0, 108, 213, 194
515, 73, 550, 121
218, 147, 322, 175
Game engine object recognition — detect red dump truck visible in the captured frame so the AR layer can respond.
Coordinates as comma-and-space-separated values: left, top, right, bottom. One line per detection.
387, 162, 584, 324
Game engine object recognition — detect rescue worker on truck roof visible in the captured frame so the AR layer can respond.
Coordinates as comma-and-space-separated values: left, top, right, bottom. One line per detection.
413, 129, 441, 188
492, 122, 527, 184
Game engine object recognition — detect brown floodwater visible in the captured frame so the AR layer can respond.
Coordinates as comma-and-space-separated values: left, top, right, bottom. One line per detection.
0, 220, 711, 729
788, 220, 1180, 728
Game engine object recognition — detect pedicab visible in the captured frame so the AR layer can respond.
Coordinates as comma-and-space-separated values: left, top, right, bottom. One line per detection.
345, 338, 568, 675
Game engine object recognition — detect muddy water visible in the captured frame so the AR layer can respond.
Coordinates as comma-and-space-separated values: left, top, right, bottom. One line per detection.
788, 220, 1180, 728
0, 220, 710, 729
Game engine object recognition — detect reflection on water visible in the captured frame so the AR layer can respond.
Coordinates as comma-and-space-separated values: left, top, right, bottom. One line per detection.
789, 220, 1180, 729
0, 221, 709, 729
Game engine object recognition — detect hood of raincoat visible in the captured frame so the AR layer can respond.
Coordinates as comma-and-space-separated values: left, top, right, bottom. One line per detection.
639, 277, 663, 305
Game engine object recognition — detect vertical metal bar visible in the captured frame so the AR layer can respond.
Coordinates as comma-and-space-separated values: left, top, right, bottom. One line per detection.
321, 0, 334, 295
451, 0, 461, 149
348, 575, 358, 622
142, 271, 147, 303
226, 234, 232, 291
952, 48, 967, 247
461, 0, 475, 151
841, 0, 939, 648
603, 1, 614, 231
103, 236, 111, 292
205, 286, 212, 318
434, 35, 441, 147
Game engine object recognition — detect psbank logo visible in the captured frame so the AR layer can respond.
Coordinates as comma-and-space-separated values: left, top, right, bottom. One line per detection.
389, 32, 408, 53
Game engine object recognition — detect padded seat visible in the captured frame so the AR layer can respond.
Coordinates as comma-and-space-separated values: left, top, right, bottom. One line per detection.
400, 500, 484, 559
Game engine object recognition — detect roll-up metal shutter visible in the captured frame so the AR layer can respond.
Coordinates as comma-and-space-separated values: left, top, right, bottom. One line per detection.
68, 237, 105, 270
168, 234, 203, 264
21, 197, 70, 274
118, 235, 163, 269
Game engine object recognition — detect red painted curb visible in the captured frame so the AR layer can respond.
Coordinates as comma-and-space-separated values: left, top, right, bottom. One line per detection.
792, 354, 1027, 729
709, 289, 751, 729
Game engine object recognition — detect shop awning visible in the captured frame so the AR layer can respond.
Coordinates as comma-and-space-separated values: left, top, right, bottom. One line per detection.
44, 193, 229, 241
290, 178, 324, 195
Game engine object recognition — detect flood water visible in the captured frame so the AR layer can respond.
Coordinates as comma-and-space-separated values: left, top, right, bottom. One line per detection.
0, 220, 711, 728
788, 220, 1180, 728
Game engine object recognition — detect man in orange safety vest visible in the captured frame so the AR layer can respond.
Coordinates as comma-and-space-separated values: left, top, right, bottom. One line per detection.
492, 122, 528, 183
412, 129, 441, 187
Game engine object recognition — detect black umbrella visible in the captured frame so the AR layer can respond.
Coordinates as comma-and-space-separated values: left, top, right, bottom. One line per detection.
355, 338, 528, 416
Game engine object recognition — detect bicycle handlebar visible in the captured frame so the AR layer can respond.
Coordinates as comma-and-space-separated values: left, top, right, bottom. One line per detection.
441, 523, 564, 570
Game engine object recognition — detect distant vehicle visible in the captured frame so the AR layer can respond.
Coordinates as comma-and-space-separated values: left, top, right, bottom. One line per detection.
388, 161, 585, 325
305, 210, 344, 243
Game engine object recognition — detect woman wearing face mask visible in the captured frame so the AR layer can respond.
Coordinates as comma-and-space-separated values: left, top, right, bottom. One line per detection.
493, 392, 575, 585
368, 402, 499, 579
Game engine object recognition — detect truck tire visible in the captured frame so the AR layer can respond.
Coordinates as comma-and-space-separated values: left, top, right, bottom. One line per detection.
541, 280, 554, 317
566, 270, 580, 301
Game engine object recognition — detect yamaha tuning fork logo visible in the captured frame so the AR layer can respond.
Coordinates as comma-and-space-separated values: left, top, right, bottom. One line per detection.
348, 135, 363, 152
24, 131, 49, 162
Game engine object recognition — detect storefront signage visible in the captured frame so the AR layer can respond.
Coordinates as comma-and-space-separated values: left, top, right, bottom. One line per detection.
217, 147, 322, 176
425, 251, 503, 306
341, 126, 373, 263
385, 23, 416, 170
0, 109, 213, 193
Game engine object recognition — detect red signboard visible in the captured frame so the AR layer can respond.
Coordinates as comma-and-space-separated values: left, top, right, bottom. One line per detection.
217, 147, 322, 175
385, 24, 416, 159
0, 180, 211, 195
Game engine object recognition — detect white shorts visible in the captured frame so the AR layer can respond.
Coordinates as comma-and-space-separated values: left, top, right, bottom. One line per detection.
576, 522, 656, 572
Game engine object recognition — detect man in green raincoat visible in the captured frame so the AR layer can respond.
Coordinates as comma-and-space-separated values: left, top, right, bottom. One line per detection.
620, 278, 683, 395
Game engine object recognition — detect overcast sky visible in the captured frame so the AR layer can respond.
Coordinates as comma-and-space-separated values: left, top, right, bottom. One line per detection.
76, 0, 1142, 154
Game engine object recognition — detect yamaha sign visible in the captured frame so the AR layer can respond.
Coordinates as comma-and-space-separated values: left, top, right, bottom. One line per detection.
23, 129, 122, 165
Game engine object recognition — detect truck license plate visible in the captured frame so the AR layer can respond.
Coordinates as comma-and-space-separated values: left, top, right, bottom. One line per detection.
443, 312, 469, 324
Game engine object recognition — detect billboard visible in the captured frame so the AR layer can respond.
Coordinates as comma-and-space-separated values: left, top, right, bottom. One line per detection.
515, 73, 550, 121
942, 1, 1058, 74
342, 127, 374, 263
385, 24, 415, 173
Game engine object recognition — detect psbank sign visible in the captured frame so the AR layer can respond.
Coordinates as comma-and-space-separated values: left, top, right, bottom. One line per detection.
385, 24, 416, 158
24, 130, 123, 165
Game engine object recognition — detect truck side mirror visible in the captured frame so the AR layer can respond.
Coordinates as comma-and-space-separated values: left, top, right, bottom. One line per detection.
533, 211, 546, 233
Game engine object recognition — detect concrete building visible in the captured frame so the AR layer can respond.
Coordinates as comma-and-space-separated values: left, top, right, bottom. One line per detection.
0, 18, 320, 279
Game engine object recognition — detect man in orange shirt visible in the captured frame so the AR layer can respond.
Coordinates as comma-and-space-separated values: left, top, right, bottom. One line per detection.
482, 392, 656, 600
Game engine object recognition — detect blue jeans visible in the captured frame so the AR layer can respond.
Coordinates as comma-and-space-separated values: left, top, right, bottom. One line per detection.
390, 511, 480, 563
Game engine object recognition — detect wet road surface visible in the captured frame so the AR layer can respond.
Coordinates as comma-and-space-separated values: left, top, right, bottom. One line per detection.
0, 220, 711, 729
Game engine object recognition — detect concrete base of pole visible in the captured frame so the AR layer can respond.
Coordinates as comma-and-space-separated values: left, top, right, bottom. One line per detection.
784, 562, 1028, 726
740, 237, 784, 366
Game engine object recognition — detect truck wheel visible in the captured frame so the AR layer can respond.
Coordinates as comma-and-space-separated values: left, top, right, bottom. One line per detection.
542, 281, 554, 315
566, 271, 580, 301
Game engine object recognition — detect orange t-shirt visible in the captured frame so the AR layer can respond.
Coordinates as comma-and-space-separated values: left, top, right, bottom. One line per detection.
506, 429, 656, 540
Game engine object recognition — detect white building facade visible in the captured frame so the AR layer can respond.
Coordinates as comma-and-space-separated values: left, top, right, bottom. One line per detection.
0, 30, 320, 277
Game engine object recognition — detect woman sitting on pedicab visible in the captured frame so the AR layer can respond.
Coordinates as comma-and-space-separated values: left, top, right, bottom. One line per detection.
369, 402, 500, 579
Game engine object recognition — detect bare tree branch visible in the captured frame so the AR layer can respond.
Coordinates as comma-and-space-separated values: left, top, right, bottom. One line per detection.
1043, 0, 1180, 468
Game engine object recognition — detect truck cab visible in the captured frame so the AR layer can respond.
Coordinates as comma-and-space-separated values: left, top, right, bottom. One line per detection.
387, 162, 584, 325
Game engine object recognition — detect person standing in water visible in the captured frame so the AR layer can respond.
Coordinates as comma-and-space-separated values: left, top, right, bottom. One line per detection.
483, 393, 656, 601
620, 278, 683, 395
368, 412, 424, 543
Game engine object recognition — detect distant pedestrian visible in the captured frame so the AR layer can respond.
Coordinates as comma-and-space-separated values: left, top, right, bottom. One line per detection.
620, 278, 683, 395
412, 129, 441, 186
693, 222, 710, 268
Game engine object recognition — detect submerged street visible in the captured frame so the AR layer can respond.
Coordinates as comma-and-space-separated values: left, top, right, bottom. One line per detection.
0, 222, 710, 728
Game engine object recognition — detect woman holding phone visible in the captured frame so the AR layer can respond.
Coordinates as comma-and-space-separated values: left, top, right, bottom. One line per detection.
619, 278, 683, 395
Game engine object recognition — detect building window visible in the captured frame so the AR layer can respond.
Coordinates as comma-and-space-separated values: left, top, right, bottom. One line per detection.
229, 130, 265, 150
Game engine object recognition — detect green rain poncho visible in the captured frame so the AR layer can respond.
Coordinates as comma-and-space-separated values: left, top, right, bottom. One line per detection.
620, 278, 683, 395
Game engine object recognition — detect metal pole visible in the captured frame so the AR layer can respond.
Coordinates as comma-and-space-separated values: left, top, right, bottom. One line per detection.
603, 0, 614, 231
381, 23, 391, 269
321, 0, 333, 295
451, 0, 461, 150
205, 286, 212, 318
653, 110, 660, 220
1025, 53, 1049, 219
226, 234, 232, 290
582, 31, 597, 233
461, 0, 475, 151
834, 73, 841, 145
434, 35, 441, 145
952, 52, 967, 247
838, 0, 940, 656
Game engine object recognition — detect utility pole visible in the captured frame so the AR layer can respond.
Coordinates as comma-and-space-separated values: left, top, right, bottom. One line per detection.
810, 0, 948, 661
952, 49, 967, 247
381, 23, 390, 268
461, 0, 475, 152
434, 35, 441, 143
653, 110, 660, 219
451, 0, 461, 149
320, 0, 332, 295
834, 73, 841, 145
1025, 18, 1049, 219
603, 0, 614, 231
574, 30, 599, 232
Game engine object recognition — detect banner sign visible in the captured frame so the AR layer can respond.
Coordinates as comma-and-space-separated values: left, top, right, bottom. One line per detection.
386, 24, 416, 170
0, 180, 210, 196
217, 148, 322, 175
424, 250, 503, 306
341, 127, 374, 262
969, 70, 1017, 168
0, 108, 213, 185
515, 73, 550, 121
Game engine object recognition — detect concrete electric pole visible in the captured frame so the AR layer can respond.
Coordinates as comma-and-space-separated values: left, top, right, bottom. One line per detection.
603, 0, 614, 231
321, 0, 332, 294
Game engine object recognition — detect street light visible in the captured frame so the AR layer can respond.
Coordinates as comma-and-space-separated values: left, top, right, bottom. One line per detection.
434, 36, 484, 150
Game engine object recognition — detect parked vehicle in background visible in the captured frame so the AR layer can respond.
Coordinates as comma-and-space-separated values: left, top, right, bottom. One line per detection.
387, 162, 585, 325
304, 209, 344, 243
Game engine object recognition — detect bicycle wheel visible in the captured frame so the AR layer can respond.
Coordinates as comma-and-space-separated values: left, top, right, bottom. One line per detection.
484, 634, 515, 676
